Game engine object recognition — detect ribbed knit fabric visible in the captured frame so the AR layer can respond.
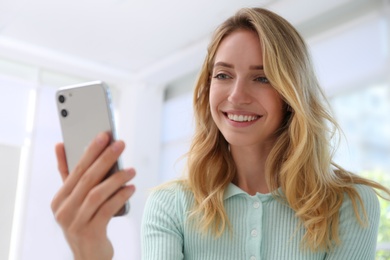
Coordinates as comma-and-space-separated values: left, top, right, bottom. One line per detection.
141, 182, 380, 260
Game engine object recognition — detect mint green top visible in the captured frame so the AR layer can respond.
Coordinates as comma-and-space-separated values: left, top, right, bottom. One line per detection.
141, 182, 380, 260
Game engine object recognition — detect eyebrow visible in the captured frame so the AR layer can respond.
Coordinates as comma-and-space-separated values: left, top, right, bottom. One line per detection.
213, 62, 264, 70
249, 65, 264, 70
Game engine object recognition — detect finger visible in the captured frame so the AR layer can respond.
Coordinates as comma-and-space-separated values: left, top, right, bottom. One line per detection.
55, 143, 69, 183
51, 143, 70, 213
57, 133, 111, 201
66, 132, 111, 186
52, 133, 111, 216
53, 164, 132, 229
71, 140, 125, 205
94, 185, 136, 227
74, 168, 136, 227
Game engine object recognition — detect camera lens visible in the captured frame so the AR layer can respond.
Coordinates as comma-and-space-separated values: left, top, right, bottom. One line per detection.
61, 109, 68, 117
59, 95, 65, 103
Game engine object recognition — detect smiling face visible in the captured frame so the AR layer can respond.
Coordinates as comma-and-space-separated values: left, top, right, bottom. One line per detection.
209, 29, 285, 149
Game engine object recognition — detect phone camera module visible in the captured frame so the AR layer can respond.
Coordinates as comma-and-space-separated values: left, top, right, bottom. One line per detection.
59, 95, 65, 103
61, 109, 68, 117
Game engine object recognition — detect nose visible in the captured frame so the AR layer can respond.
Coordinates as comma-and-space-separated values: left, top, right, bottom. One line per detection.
227, 78, 251, 104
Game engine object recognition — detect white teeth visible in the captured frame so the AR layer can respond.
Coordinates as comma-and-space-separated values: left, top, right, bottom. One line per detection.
227, 113, 259, 122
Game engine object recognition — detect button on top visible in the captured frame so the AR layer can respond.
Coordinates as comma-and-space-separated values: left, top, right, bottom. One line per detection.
251, 229, 258, 237
250, 256, 256, 260
253, 201, 260, 208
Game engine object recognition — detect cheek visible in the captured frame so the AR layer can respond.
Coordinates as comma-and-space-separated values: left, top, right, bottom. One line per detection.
273, 101, 285, 124
209, 93, 218, 120
262, 90, 284, 119
209, 86, 223, 122
209, 86, 220, 111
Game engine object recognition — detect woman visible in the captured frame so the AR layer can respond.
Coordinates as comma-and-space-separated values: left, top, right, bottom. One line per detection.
52, 7, 389, 260
141, 7, 390, 259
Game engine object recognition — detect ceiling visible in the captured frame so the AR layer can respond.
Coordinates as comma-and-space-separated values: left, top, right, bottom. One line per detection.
0, 0, 380, 86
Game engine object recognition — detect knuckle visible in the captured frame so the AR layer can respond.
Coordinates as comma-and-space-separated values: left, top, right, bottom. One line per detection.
54, 207, 69, 226
86, 188, 104, 205
78, 172, 94, 186
72, 163, 86, 175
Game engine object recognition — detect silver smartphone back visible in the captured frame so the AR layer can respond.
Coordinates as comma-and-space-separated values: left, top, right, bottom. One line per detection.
56, 81, 129, 216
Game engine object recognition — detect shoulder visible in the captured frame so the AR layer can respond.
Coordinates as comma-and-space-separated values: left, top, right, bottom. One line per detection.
142, 181, 191, 259
327, 185, 381, 258
343, 184, 379, 209
148, 180, 193, 201
144, 180, 194, 215
142, 180, 194, 238
354, 184, 379, 199
340, 184, 380, 226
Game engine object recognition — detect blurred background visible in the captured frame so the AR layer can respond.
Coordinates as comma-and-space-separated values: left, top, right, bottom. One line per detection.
0, 0, 389, 259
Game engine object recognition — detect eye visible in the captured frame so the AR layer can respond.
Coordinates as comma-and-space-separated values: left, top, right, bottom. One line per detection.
213, 73, 231, 80
254, 76, 270, 83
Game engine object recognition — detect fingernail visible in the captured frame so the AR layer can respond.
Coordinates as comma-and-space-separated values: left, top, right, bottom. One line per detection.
125, 168, 135, 177
111, 141, 123, 152
96, 133, 107, 145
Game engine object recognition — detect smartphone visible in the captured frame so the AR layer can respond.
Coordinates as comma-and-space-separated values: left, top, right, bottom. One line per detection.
56, 81, 129, 216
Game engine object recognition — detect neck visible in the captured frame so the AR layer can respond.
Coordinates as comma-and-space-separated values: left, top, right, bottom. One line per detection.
230, 143, 273, 195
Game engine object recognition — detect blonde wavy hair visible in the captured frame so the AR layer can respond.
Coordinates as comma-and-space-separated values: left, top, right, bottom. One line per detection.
183, 7, 390, 252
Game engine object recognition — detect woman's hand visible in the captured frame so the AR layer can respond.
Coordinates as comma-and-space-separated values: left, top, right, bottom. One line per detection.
51, 132, 136, 260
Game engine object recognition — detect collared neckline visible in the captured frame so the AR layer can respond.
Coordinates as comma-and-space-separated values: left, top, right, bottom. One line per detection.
223, 183, 280, 202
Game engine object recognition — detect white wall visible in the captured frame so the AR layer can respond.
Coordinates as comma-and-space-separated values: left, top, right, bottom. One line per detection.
0, 76, 34, 260
307, 11, 390, 172
160, 91, 194, 182
308, 11, 389, 96
0, 144, 20, 260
